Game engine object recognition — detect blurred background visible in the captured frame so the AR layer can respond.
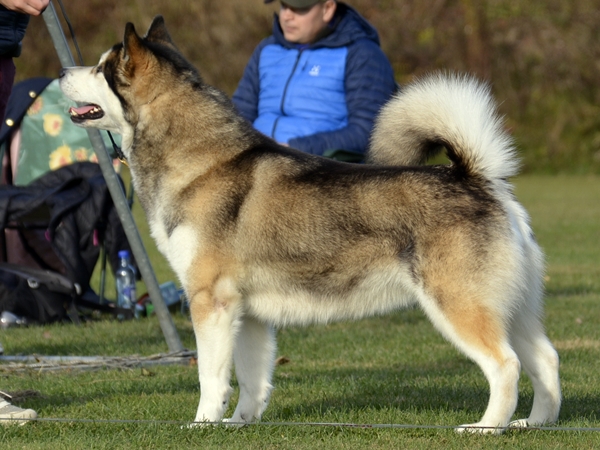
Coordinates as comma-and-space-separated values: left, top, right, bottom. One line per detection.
18, 0, 600, 173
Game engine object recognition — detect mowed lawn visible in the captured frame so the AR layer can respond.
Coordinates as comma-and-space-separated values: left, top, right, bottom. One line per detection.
0, 174, 598, 449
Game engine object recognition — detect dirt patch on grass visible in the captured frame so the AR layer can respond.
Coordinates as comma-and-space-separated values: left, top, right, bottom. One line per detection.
554, 338, 600, 350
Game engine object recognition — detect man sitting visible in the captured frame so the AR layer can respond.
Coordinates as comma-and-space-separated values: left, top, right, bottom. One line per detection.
232, 0, 397, 160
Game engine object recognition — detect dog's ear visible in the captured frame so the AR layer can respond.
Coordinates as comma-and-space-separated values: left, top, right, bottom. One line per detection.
123, 22, 145, 62
144, 15, 175, 47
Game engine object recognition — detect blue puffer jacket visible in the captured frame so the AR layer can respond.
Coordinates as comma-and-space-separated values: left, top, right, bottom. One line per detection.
0, 6, 29, 57
232, 3, 396, 156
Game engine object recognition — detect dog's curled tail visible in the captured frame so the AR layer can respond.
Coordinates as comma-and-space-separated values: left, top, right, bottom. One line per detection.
368, 73, 519, 180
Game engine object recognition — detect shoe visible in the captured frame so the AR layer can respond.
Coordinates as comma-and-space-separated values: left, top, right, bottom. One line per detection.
0, 400, 37, 425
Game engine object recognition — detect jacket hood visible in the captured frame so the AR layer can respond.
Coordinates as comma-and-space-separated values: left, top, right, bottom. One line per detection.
272, 2, 381, 49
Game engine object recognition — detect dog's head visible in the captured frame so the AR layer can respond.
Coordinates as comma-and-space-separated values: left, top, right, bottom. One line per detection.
59, 16, 198, 139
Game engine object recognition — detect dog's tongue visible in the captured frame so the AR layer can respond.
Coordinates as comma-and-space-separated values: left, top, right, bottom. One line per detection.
70, 105, 96, 115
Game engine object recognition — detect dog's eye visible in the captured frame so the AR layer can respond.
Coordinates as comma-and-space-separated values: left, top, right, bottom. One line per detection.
95, 65, 103, 74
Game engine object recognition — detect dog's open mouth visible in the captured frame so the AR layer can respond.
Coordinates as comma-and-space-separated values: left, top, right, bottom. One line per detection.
69, 104, 104, 123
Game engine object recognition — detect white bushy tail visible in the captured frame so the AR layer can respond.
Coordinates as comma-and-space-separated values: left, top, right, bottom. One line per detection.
368, 73, 520, 181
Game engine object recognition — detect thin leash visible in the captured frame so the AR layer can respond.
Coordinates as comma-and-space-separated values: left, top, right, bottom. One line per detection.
0, 416, 598, 432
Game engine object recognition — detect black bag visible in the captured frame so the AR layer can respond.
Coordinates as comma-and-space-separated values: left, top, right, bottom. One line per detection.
0, 262, 136, 325
0, 262, 78, 324
0, 163, 139, 324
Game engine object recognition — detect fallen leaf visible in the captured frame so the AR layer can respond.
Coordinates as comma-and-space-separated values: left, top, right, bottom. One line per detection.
275, 356, 290, 366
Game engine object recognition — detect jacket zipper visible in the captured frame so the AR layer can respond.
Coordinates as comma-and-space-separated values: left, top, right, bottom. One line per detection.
271, 49, 303, 139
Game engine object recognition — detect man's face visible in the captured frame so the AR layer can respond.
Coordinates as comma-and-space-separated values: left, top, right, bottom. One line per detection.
278, 1, 336, 44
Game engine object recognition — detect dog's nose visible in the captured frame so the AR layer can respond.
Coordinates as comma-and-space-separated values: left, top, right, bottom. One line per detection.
59, 68, 67, 78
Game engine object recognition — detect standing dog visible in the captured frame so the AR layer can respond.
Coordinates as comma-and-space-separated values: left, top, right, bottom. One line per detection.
59, 16, 561, 433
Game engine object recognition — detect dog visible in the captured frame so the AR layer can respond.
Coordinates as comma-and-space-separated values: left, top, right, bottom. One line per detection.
59, 16, 561, 433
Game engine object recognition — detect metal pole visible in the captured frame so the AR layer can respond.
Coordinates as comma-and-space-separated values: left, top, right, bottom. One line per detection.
42, 3, 184, 353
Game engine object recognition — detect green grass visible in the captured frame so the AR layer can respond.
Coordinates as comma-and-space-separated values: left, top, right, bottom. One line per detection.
1, 175, 599, 449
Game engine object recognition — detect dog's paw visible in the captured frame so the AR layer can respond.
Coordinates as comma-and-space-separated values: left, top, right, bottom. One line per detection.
182, 421, 212, 430
182, 418, 250, 430
455, 422, 506, 434
508, 418, 530, 429
183, 416, 223, 429
222, 417, 249, 428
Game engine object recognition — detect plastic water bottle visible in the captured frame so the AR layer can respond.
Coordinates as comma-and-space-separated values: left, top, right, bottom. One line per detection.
116, 250, 137, 320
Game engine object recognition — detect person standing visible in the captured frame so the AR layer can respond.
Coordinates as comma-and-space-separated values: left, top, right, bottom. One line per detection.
233, 0, 397, 159
0, 0, 50, 426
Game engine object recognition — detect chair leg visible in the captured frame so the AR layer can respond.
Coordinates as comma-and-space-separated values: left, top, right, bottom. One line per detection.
98, 244, 107, 305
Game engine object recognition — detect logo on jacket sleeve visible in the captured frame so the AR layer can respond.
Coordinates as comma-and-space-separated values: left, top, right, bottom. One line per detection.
308, 65, 321, 76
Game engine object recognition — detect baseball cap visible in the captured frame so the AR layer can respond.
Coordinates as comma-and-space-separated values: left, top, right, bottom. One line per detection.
264, 0, 323, 7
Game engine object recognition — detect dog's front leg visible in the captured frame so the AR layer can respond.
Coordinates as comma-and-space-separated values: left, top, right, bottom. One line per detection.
227, 316, 276, 424
189, 282, 242, 425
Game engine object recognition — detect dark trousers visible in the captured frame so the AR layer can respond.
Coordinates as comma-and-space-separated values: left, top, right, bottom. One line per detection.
0, 56, 16, 121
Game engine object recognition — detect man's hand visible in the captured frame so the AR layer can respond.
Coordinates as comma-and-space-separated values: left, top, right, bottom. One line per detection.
0, 0, 50, 16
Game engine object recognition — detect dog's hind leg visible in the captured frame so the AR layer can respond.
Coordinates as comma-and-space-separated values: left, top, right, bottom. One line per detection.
508, 307, 561, 428
226, 316, 276, 424
418, 293, 521, 434
509, 236, 560, 427
188, 276, 243, 425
